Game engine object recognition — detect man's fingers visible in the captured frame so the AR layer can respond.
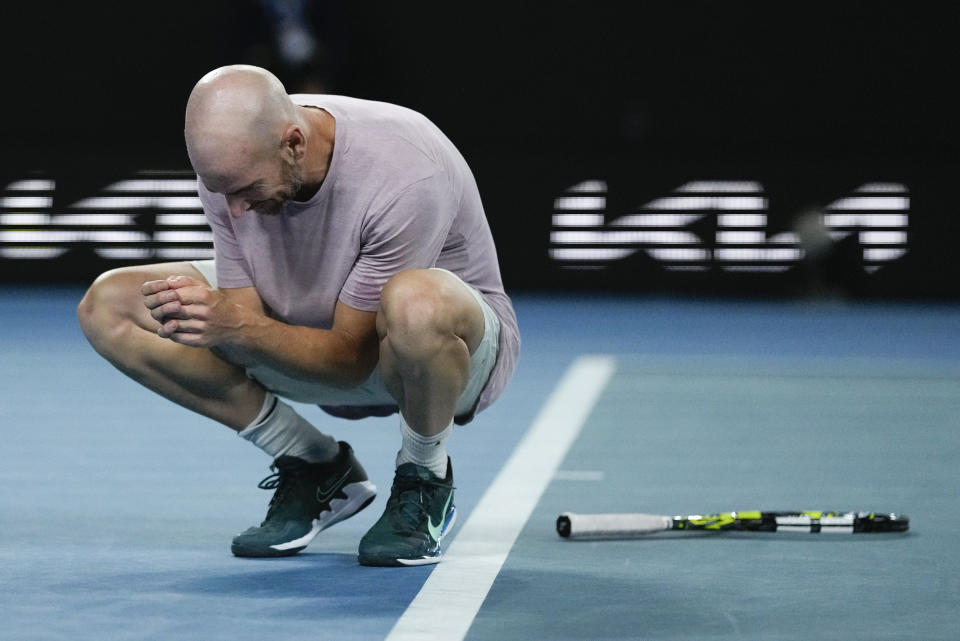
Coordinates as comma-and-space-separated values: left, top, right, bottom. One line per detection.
165, 275, 200, 290
157, 318, 206, 339
150, 300, 186, 322
141, 279, 172, 296
144, 285, 211, 316
167, 318, 205, 333
157, 318, 179, 338
143, 277, 203, 309
158, 319, 209, 347
153, 302, 212, 324
142, 275, 195, 294
143, 288, 180, 310
166, 285, 211, 307
148, 278, 218, 348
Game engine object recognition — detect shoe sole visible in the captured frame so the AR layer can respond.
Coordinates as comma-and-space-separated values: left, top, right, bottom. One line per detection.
358, 505, 457, 567
232, 480, 377, 558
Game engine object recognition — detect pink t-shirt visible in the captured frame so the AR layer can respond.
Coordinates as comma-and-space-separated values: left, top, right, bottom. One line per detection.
199, 94, 519, 415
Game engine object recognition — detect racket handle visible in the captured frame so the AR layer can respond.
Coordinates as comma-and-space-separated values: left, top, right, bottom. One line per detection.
557, 512, 672, 539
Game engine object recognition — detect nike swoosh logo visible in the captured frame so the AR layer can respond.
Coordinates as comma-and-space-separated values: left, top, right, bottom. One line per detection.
316, 466, 352, 504
427, 492, 453, 542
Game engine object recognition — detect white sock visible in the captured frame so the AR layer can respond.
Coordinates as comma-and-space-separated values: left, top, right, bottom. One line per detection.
238, 391, 340, 463
395, 414, 451, 479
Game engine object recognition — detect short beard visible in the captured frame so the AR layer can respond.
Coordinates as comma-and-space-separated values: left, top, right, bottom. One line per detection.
254, 158, 304, 216
280, 156, 304, 200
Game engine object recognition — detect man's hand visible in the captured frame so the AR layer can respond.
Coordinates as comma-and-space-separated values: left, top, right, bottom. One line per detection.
141, 275, 252, 348
141, 275, 378, 386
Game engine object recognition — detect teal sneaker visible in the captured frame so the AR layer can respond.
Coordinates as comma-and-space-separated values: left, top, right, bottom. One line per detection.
357, 459, 456, 566
231, 441, 376, 557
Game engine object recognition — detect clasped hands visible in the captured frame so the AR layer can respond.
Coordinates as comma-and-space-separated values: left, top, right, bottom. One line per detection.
141, 275, 247, 348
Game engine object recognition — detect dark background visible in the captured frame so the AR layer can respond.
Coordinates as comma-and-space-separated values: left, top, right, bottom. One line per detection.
2, 2, 958, 298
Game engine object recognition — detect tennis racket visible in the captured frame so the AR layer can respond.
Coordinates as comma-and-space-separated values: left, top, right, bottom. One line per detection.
556, 510, 909, 539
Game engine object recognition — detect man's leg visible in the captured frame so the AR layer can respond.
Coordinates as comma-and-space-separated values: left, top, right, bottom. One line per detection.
77, 263, 375, 556
77, 262, 265, 429
359, 269, 486, 566
377, 269, 484, 433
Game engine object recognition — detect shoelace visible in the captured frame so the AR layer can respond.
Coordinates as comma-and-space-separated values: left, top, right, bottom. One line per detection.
390, 477, 455, 531
257, 461, 310, 520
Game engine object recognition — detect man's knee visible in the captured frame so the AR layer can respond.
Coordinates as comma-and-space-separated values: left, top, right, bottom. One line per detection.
379, 270, 447, 344
378, 269, 482, 353
77, 268, 144, 342
77, 262, 203, 342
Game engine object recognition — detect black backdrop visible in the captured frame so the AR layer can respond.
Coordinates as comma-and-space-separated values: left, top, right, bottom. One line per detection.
2, 2, 958, 298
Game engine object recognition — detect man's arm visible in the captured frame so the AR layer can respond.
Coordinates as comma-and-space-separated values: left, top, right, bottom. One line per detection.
141, 275, 379, 388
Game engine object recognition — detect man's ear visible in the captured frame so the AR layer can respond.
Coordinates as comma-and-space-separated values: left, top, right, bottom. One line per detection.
281, 125, 306, 160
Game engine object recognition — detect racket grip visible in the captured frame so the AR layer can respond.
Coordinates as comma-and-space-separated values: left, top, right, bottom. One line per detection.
557, 512, 673, 539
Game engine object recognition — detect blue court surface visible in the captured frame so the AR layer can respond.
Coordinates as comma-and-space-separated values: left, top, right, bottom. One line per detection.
2, 286, 959, 640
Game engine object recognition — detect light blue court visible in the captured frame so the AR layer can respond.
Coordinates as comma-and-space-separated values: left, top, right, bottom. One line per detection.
2, 286, 959, 640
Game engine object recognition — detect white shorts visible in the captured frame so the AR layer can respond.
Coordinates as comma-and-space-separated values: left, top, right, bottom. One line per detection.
190, 260, 500, 421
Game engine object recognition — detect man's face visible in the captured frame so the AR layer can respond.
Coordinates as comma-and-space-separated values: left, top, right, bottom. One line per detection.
206, 154, 304, 218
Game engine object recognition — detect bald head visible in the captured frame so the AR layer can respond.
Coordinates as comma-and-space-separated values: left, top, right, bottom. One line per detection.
185, 65, 302, 183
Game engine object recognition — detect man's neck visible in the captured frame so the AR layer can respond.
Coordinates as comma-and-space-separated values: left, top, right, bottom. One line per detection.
294, 105, 336, 201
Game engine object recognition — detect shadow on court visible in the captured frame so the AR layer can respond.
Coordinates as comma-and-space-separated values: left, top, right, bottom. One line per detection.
50, 553, 428, 603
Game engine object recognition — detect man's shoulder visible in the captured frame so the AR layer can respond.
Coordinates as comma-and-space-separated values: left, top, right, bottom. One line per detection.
303, 96, 444, 191
291, 94, 425, 124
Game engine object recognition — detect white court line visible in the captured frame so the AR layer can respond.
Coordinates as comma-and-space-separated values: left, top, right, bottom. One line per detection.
386, 355, 616, 641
